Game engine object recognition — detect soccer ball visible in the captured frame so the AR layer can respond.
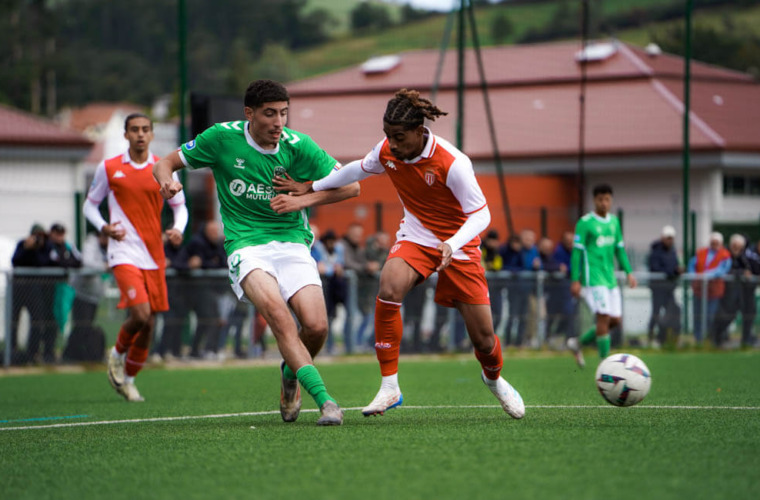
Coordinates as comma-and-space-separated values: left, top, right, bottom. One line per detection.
595, 353, 652, 407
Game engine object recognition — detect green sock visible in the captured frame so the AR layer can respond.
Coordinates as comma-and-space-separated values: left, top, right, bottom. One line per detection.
296, 364, 336, 408
580, 327, 596, 346
282, 364, 297, 381
596, 335, 611, 359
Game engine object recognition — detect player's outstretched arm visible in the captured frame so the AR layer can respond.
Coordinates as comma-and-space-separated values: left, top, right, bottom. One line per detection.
270, 182, 360, 214
153, 150, 185, 200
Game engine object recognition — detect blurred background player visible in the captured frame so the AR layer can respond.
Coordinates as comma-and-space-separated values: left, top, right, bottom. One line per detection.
153, 79, 359, 426
274, 88, 525, 419
84, 113, 188, 401
567, 184, 637, 368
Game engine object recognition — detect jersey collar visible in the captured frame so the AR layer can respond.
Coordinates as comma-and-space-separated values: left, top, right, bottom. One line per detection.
590, 212, 611, 223
122, 150, 155, 169
403, 127, 436, 164
244, 123, 280, 155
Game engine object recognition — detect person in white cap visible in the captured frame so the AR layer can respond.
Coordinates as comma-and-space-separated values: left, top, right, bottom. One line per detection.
688, 232, 731, 345
647, 225, 683, 347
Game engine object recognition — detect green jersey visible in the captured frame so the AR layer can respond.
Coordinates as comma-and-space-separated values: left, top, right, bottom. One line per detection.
570, 212, 632, 289
180, 122, 338, 255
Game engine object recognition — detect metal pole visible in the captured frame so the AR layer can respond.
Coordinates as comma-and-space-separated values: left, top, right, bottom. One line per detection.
682, 0, 692, 290
178, 0, 188, 145
577, 0, 589, 218
465, 0, 514, 236
4, 271, 12, 367
456, 0, 466, 149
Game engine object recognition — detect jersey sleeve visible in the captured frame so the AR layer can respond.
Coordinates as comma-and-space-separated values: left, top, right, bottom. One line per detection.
86, 161, 110, 204
179, 125, 220, 170
570, 218, 588, 282
444, 155, 487, 214
614, 218, 633, 274
360, 140, 387, 174
290, 130, 340, 182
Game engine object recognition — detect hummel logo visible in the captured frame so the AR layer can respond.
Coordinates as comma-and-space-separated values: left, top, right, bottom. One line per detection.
113, 170, 126, 179
233, 158, 246, 169
385, 160, 396, 170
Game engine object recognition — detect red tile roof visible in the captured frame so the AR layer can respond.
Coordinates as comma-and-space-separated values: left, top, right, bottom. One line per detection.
62, 102, 144, 133
285, 40, 759, 162
0, 103, 92, 148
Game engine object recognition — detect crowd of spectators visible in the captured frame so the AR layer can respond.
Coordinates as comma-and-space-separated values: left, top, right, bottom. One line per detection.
5, 221, 760, 365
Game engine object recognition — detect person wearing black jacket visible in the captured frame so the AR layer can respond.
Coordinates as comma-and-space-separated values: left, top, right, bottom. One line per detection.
647, 225, 683, 347
710, 234, 755, 347
183, 221, 228, 359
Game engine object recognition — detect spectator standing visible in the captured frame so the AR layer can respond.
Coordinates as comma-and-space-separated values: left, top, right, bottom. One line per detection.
516, 229, 540, 347
546, 231, 577, 341
32, 223, 82, 363
10, 223, 50, 364
355, 231, 390, 350
500, 234, 523, 345
184, 220, 229, 359
317, 230, 346, 354
340, 222, 367, 354
481, 229, 505, 337
84, 113, 188, 401
688, 232, 731, 345
539, 236, 566, 344
156, 230, 188, 360
709, 234, 755, 347
647, 225, 683, 347
64, 230, 109, 362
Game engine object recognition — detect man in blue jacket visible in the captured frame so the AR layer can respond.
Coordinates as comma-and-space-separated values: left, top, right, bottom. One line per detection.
647, 225, 683, 347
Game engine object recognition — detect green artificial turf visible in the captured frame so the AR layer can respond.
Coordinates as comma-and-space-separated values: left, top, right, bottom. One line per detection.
1, 352, 759, 500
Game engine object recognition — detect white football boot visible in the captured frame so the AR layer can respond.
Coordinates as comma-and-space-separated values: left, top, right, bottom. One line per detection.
279, 361, 302, 423
362, 386, 403, 416
566, 337, 586, 369
107, 351, 125, 393
119, 382, 145, 402
482, 372, 525, 419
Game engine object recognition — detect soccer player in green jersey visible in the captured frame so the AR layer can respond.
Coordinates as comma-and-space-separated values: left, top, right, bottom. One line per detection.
566, 184, 637, 368
153, 80, 359, 426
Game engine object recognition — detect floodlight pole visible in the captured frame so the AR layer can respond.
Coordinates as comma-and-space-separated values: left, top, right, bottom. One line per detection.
682, 0, 693, 334
456, 0, 466, 149
577, 0, 589, 218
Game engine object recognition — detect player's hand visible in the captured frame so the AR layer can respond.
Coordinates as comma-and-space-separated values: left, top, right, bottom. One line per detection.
273, 173, 312, 196
159, 179, 183, 200
270, 194, 307, 214
104, 221, 126, 241
627, 273, 638, 289
436, 242, 453, 272
165, 228, 183, 247
570, 281, 582, 298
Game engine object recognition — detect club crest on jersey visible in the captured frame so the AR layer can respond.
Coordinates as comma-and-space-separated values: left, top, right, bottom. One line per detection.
385, 160, 397, 171
424, 170, 436, 186
233, 158, 246, 169
273, 166, 287, 178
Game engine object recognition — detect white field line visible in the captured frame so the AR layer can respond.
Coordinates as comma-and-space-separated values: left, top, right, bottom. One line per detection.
1, 404, 759, 432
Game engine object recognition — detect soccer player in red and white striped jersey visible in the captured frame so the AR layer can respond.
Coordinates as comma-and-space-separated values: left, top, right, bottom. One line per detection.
83, 113, 188, 402
272, 89, 525, 419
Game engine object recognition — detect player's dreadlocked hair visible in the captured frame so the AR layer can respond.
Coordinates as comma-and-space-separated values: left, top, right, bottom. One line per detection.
244, 79, 290, 108
383, 89, 448, 130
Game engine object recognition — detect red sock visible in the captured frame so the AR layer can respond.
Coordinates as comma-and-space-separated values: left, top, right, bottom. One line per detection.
475, 336, 503, 380
374, 297, 403, 377
125, 324, 152, 377
115, 326, 135, 354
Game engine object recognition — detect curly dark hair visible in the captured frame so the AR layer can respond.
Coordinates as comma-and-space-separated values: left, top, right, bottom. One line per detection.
244, 79, 290, 108
383, 88, 448, 130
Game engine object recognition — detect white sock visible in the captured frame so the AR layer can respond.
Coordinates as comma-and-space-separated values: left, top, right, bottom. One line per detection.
483, 371, 498, 387
111, 347, 124, 359
124, 375, 135, 385
380, 373, 399, 391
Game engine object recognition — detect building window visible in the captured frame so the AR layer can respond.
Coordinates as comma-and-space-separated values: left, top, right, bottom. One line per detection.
723, 175, 760, 196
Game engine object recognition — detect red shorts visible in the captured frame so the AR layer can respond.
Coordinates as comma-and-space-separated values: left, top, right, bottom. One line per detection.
387, 240, 490, 307
112, 264, 169, 313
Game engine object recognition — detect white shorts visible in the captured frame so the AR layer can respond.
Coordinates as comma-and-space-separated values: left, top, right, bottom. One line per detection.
582, 286, 622, 317
227, 241, 321, 303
